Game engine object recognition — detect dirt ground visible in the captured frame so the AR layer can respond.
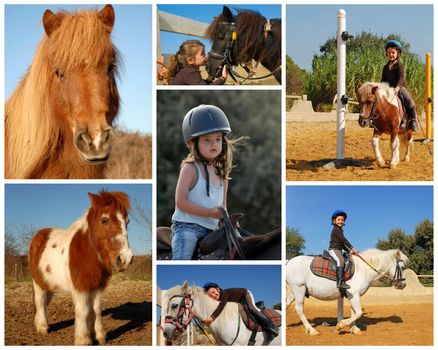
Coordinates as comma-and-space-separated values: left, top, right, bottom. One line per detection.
286, 295, 433, 345
5, 278, 152, 345
286, 120, 433, 181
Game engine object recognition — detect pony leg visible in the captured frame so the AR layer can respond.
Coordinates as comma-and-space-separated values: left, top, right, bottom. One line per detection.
402, 135, 413, 162
348, 306, 362, 335
33, 281, 51, 335
336, 294, 363, 333
371, 135, 385, 167
72, 290, 92, 345
92, 289, 106, 344
390, 135, 400, 169
293, 287, 319, 335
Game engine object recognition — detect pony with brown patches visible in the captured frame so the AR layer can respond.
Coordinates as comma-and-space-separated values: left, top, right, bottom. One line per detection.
205, 6, 281, 84
357, 82, 413, 169
28, 191, 132, 345
5, 5, 121, 179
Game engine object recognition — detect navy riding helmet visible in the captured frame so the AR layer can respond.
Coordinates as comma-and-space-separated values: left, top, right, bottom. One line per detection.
331, 210, 347, 222
203, 282, 221, 292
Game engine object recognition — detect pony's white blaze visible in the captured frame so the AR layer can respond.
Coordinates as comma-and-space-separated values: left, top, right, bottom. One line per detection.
116, 212, 133, 268
38, 213, 88, 291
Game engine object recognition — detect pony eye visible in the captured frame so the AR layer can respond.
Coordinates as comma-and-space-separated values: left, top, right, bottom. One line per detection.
55, 68, 64, 80
101, 217, 110, 225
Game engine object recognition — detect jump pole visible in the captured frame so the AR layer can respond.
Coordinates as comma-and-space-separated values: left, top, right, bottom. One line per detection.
425, 52, 432, 140
336, 9, 347, 159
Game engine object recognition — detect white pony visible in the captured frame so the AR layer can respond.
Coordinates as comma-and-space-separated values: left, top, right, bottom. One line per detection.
286, 249, 408, 335
163, 281, 281, 346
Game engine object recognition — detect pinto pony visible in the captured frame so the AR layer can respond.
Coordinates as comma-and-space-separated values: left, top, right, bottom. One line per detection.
28, 191, 132, 345
5, 5, 121, 179
357, 82, 414, 169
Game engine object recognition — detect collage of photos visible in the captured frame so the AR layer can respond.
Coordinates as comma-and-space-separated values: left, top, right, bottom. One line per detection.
2, 1, 435, 348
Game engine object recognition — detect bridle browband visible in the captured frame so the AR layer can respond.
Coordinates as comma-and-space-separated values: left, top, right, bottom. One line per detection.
207, 20, 281, 83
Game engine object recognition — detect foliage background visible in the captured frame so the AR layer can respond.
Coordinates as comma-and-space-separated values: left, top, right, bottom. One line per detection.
157, 90, 281, 233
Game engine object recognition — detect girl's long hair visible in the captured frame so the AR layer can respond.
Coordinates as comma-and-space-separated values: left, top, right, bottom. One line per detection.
181, 134, 247, 179
166, 40, 205, 84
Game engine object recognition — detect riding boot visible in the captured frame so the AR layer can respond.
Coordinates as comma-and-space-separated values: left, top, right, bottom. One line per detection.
336, 267, 350, 290
253, 310, 279, 337
406, 107, 418, 131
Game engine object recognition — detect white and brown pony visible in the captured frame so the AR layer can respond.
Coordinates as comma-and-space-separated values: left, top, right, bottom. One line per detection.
5, 5, 120, 179
28, 191, 132, 345
357, 82, 414, 169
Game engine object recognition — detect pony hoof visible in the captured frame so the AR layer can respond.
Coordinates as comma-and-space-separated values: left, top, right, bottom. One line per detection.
376, 159, 386, 167
350, 326, 362, 335
390, 162, 398, 169
36, 326, 49, 335
96, 332, 107, 345
404, 156, 410, 162
335, 321, 346, 331
305, 328, 320, 336
75, 336, 93, 346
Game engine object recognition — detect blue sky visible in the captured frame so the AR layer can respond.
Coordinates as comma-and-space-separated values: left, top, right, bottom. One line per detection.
158, 4, 281, 57
157, 265, 281, 307
5, 4, 152, 133
5, 184, 152, 254
286, 186, 433, 255
287, 5, 434, 71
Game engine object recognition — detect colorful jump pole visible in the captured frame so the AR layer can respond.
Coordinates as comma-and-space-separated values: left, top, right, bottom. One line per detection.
425, 52, 432, 140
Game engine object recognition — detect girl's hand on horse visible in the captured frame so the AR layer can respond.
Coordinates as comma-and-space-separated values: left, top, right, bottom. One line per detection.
221, 66, 228, 80
351, 248, 358, 255
210, 207, 224, 219
203, 317, 214, 326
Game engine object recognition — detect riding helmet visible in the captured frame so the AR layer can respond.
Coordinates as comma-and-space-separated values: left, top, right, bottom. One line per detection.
385, 40, 403, 53
182, 104, 231, 145
203, 282, 221, 292
331, 210, 347, 222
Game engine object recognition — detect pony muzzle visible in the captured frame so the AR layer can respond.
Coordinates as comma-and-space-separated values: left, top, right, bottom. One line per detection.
74, 126, 113, 164
358, 116, 370, 128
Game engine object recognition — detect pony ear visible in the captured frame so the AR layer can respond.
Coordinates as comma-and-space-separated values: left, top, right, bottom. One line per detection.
88, 192, 98, 205
182, 280, 189, 292
222, 6, 234, 22
43, 10, 64, 37
98, 5, 115, 33
371, 85, 379, 95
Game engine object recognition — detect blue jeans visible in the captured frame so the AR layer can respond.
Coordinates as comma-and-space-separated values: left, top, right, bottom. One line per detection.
171, 221, 212, 260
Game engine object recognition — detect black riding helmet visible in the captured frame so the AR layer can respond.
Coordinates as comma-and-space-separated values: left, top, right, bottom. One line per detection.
182, 104, 231, 145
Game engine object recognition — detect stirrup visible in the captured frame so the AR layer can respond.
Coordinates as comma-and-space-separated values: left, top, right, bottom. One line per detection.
338, 282, 351, 290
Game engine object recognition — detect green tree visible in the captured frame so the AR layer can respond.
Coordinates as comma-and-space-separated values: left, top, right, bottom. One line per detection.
286, 55, 306, 95
286, 227, 305, 259
300, 32, 428, 112
376, 219, 433, 275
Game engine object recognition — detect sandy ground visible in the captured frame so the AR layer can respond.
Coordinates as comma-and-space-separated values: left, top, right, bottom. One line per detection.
286, 116, 433, 181
286, 294, 433, 345
5, 278, 152, 345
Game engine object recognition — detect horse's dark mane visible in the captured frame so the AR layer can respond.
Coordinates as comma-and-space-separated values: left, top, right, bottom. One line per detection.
205, 8, 276, 63
240, 227, 281, 253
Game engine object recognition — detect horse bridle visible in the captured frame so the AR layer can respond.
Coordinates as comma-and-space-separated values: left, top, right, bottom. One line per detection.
355, 253, 406, 286
207, 20, 281, 83
164, 294, 195, 331
359, 93, 398, 131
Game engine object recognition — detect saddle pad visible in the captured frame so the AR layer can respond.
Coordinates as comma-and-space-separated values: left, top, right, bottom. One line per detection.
238, 305, 281, 332
310, 256, 354, 281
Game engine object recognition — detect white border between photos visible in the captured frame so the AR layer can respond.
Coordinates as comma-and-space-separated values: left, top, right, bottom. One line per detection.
1, 0, 436, 349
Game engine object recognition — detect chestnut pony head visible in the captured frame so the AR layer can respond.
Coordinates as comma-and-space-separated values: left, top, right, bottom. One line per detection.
43, 5, 120, 164
87, 190, 132, 271
5, 5, 121, 178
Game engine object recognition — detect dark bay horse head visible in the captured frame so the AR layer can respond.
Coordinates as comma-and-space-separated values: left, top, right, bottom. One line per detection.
205, 6, 281, 84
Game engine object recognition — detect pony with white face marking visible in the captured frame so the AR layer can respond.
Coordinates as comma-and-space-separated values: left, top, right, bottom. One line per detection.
28, 191, 132, 345
163, 281, 281, 345
286, 249, 408, 336
357, 82, 414, 169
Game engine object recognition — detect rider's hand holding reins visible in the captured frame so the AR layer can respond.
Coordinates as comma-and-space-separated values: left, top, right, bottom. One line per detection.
350, 247, 358, 255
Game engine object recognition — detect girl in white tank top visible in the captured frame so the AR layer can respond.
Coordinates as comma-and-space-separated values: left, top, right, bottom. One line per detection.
171, 104, 246, 260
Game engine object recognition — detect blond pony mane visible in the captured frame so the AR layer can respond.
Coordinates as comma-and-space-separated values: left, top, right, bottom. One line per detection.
5, 7, 119, 179
353, 248, 408, 276
358, 82, 397, 105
